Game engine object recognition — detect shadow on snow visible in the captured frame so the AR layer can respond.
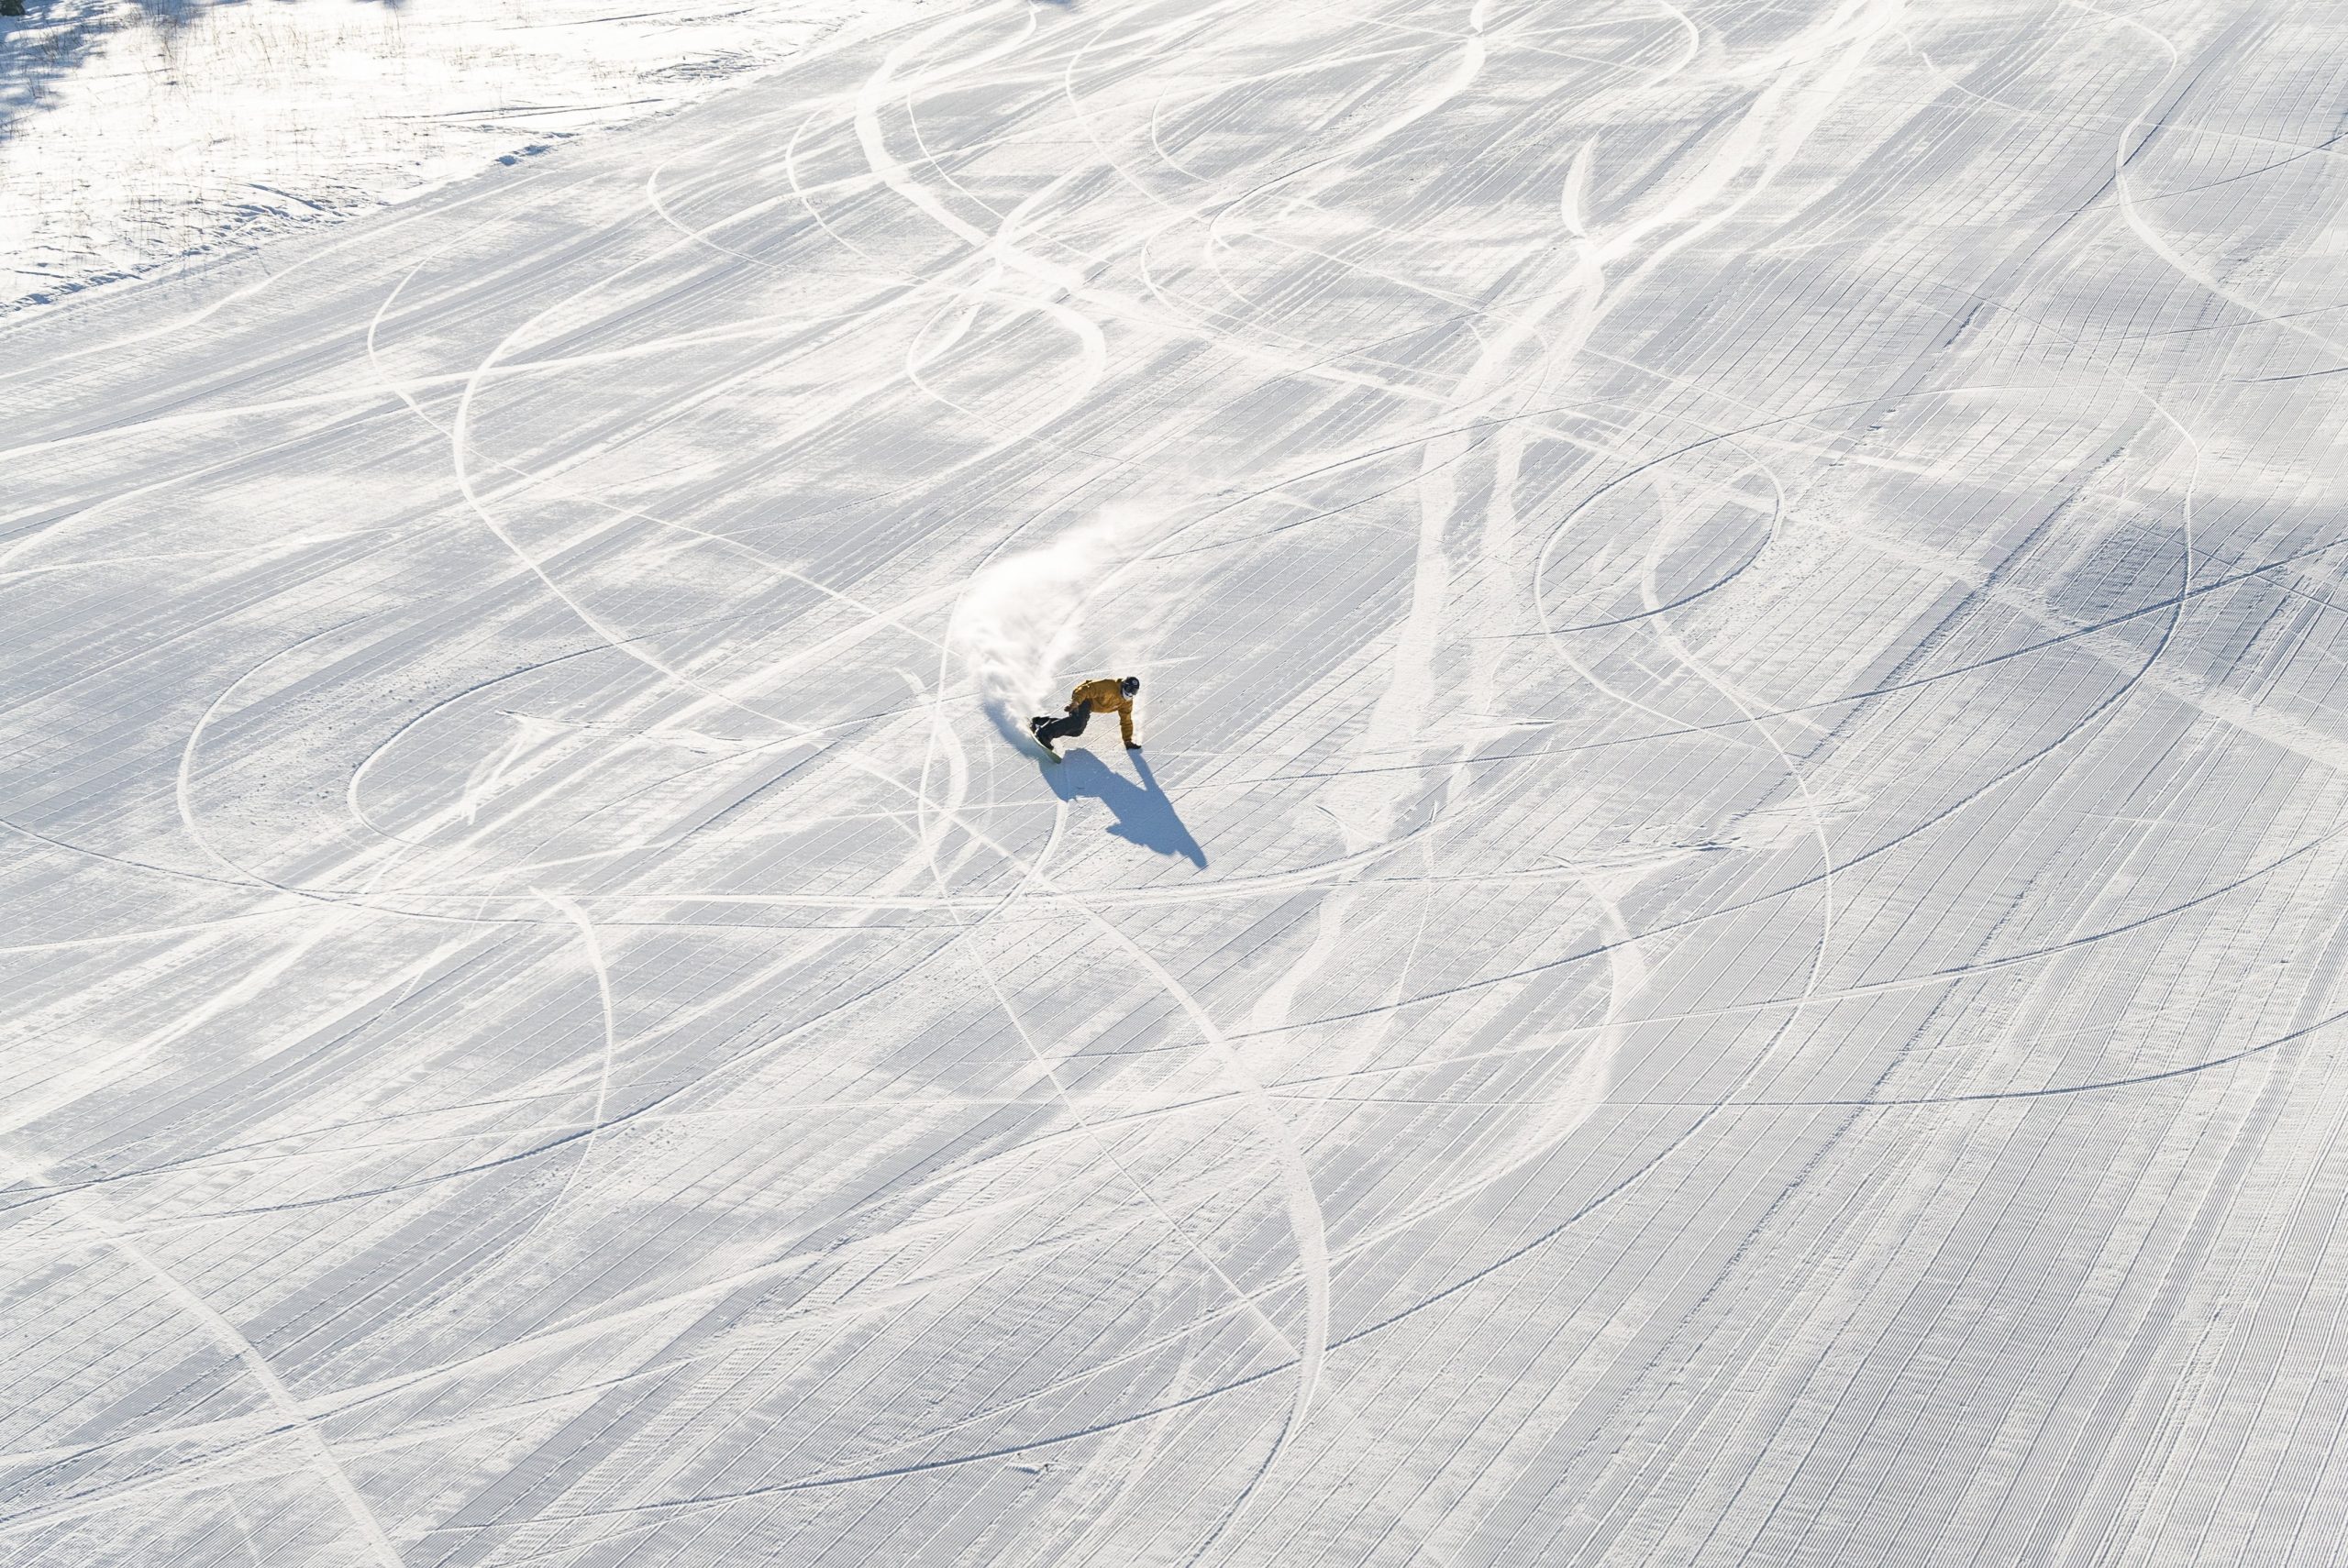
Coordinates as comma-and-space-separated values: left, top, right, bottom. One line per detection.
1042, 748, 1206, 868
2, 2, 409, 141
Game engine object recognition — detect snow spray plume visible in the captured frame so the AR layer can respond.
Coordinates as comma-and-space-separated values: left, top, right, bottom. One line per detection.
951, 507, 1159, 752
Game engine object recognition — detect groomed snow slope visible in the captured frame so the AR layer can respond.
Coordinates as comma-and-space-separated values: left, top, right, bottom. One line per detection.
6, 1, 2348, 1563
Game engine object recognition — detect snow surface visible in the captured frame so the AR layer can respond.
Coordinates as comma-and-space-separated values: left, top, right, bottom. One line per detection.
6, 0, 2348, 1562
0, 0, 935, 311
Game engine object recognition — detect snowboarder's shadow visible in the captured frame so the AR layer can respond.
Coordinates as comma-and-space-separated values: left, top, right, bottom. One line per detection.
1042, 749, 1206, 867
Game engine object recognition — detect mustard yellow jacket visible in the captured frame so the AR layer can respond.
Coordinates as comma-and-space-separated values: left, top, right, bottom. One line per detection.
1068, 677, 1136, 745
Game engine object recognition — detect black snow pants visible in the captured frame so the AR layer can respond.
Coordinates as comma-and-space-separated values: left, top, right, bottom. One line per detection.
1034, 700, 1094, 745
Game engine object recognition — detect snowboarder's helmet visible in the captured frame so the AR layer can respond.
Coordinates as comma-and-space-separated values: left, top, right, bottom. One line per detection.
1121, 676, 1140, 697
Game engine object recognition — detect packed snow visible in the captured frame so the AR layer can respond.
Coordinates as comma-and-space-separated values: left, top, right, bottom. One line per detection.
6, 0, 2348, 1563
0, 0, 932, 310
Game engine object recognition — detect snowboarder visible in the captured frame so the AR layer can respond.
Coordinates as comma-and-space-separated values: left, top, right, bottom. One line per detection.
1030, 676, 1141, 758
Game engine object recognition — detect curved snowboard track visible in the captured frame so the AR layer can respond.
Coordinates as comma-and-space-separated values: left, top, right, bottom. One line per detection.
6, 1, 2348, 1564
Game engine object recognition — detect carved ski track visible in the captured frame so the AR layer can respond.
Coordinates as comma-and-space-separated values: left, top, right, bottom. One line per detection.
903, 685, 1433, 1568
0, 1148, 412, 1568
